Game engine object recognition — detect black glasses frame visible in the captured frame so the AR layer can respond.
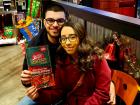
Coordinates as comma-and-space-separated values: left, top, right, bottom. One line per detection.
59, 34, 78, 44
45, 18, 66, 26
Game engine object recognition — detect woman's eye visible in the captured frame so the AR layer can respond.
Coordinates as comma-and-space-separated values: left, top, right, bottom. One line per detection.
70, 36, 76, 39
61, 38, 66, 41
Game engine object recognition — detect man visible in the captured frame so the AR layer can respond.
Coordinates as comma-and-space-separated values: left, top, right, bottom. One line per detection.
18, 3, 68, 105
21, 3, 68, 86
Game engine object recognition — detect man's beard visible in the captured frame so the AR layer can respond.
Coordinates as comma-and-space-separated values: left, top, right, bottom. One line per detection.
48, 31, 59, 38
47, 31, 60, 43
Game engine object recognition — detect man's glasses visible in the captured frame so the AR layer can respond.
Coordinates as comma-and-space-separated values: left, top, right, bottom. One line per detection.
59, 34, 78, 44
45, 18, 65, 26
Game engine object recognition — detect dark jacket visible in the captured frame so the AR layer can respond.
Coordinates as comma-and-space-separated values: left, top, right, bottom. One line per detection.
36, 55, 111, 105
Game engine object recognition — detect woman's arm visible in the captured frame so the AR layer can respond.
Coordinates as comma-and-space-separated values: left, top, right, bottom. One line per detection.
107, 81, 116, 105
85, 58, 111, 105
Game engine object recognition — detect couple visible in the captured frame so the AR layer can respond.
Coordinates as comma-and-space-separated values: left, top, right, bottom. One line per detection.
19, 3, 115, 105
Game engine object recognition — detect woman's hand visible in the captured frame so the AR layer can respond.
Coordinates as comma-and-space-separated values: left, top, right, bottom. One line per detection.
21, 70, 32, 85
107, 81, 116, 105
26, 86, 39, 100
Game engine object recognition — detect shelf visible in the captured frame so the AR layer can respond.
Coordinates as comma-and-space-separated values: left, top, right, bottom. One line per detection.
0, 38, 17, 45
0, 9, 17, 14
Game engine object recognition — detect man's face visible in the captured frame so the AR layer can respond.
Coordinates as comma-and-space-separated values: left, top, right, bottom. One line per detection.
44, 11, 66, 38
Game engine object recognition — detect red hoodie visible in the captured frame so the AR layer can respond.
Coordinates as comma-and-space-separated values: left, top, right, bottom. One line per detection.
36, 56, 111, 105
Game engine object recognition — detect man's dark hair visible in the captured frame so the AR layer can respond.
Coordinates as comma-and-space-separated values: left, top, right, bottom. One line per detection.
43, 2, 69, 20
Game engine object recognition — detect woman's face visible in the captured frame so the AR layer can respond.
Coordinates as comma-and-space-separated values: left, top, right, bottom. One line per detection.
60, 26, 79, 56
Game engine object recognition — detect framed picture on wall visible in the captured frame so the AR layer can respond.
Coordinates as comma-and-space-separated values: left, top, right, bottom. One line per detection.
137, 0, 140, 18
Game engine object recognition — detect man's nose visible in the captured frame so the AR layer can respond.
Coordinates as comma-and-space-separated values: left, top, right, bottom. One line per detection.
53, 21, 59, 26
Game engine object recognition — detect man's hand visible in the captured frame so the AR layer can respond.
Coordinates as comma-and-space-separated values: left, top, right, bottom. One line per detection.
21, 70, 32, 85
26, 86, 39, 100
107, 81, 116, 105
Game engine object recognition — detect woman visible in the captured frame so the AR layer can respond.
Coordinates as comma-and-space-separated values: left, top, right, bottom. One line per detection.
27, 22, 111, 105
